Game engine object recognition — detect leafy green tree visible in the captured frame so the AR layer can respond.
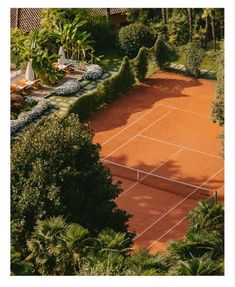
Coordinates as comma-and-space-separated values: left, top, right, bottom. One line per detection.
11, 114, 132, 250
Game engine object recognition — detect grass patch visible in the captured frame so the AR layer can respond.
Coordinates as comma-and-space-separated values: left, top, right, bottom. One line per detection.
173, 48, 219, 71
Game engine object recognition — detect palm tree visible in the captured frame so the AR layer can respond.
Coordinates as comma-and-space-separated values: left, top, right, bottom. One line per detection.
95, 228, 132, 256
187, 8, 193, 42
188, 200, 224, 235
26, 216, 66, 275
54, 223, 91, 274
169, 254, 224, 275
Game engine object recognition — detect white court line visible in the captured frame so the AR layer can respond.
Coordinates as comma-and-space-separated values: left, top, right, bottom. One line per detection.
160, 104, 210, 118
147, 216, 188, 250
103, 110, 173, 160
138, 134, 223, 159
147, 191, 218, 250
133, 167, 224, 241
101, 104, 162, 146
118, 148, 183, 198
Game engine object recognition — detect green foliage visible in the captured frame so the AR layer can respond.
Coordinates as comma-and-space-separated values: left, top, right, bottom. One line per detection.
85, 17, 116, 52
212, 48, 224, 125
169, 254, 224, 275
132, 47, 149, 82
118, 23, 154, 58
11, 28, 28, 66
11, 114, 131, 249
11, 30, 62, 85
68, 90, 101, 120
12, 200, 224, 275
168, 200, 224, 263
167, 9, 190, 46
26, 217, 91, 275
184, 42, 204, 78
68, 56, 135, 119
11, 248, 34, 275
219, 132, 224, 158
152, 37, 177, 69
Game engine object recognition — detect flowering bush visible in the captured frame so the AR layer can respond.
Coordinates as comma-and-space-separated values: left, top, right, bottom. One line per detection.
52, 79, 82, 96
11, 96, 53, 134
82, 64, 102, 80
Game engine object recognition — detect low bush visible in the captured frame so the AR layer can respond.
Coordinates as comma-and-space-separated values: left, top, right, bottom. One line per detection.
68, 56, 135, 119
184, 42, 204, 78
83, 64, 103, 80
118, 23, 154, 58
11, 96, 53, 134
52, 79, 82, 96
132, 47, 149, 82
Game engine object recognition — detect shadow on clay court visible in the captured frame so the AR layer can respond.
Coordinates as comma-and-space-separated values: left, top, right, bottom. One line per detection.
87, 72, 202, 133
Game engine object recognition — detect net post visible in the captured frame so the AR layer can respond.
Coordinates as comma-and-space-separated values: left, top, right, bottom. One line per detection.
213, 190, 218, 203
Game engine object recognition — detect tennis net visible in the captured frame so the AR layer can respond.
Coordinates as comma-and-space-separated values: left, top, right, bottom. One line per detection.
102, 159, 215, 200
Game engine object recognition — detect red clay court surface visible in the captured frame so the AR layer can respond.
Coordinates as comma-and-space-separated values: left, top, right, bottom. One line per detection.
87, 70, 224, 254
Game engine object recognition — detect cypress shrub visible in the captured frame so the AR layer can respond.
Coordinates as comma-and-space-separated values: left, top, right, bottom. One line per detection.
132, 47, 149, 82
184, 42, 204, 78
153, 36, 176, 69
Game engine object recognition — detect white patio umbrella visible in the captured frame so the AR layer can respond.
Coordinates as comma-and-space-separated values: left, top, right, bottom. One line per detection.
25, 60, 35, 84
58, 46, 66, 68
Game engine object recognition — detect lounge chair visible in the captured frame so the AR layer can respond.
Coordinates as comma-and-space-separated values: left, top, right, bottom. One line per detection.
11, 79, 41, 96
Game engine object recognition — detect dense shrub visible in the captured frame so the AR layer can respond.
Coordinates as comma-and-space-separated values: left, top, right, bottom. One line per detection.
68, 56, 135, 119
68, 90, 102, 121
11, 96, 53, 134
85, 18, 117, 52
132, 47, 149, 82
52, 79, 82, 96
83, 64, 103, 80
11, 93, 25, 115
118, 23, 154, 58
212, 48, 224, 125
11, 114, 131, 249
184, 42, 204, 78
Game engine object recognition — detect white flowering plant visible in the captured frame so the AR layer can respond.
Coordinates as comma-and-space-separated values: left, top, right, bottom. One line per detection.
52, 80, 82, 96
11, 96, 54, 134
82, 64, 102, 80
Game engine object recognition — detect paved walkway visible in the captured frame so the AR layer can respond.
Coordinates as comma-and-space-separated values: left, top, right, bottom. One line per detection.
166, 62, 216, 79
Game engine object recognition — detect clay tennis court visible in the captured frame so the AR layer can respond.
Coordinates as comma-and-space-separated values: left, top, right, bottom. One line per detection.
87, 70, 224, 253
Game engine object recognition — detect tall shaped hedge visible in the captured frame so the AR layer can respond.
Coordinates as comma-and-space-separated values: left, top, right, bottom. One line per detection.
132, 47, 149, 82
68, 56, 135, 118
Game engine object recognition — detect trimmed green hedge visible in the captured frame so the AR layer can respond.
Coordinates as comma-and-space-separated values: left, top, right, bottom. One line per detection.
68, 38, 172, 120
67, 56, 135, 119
